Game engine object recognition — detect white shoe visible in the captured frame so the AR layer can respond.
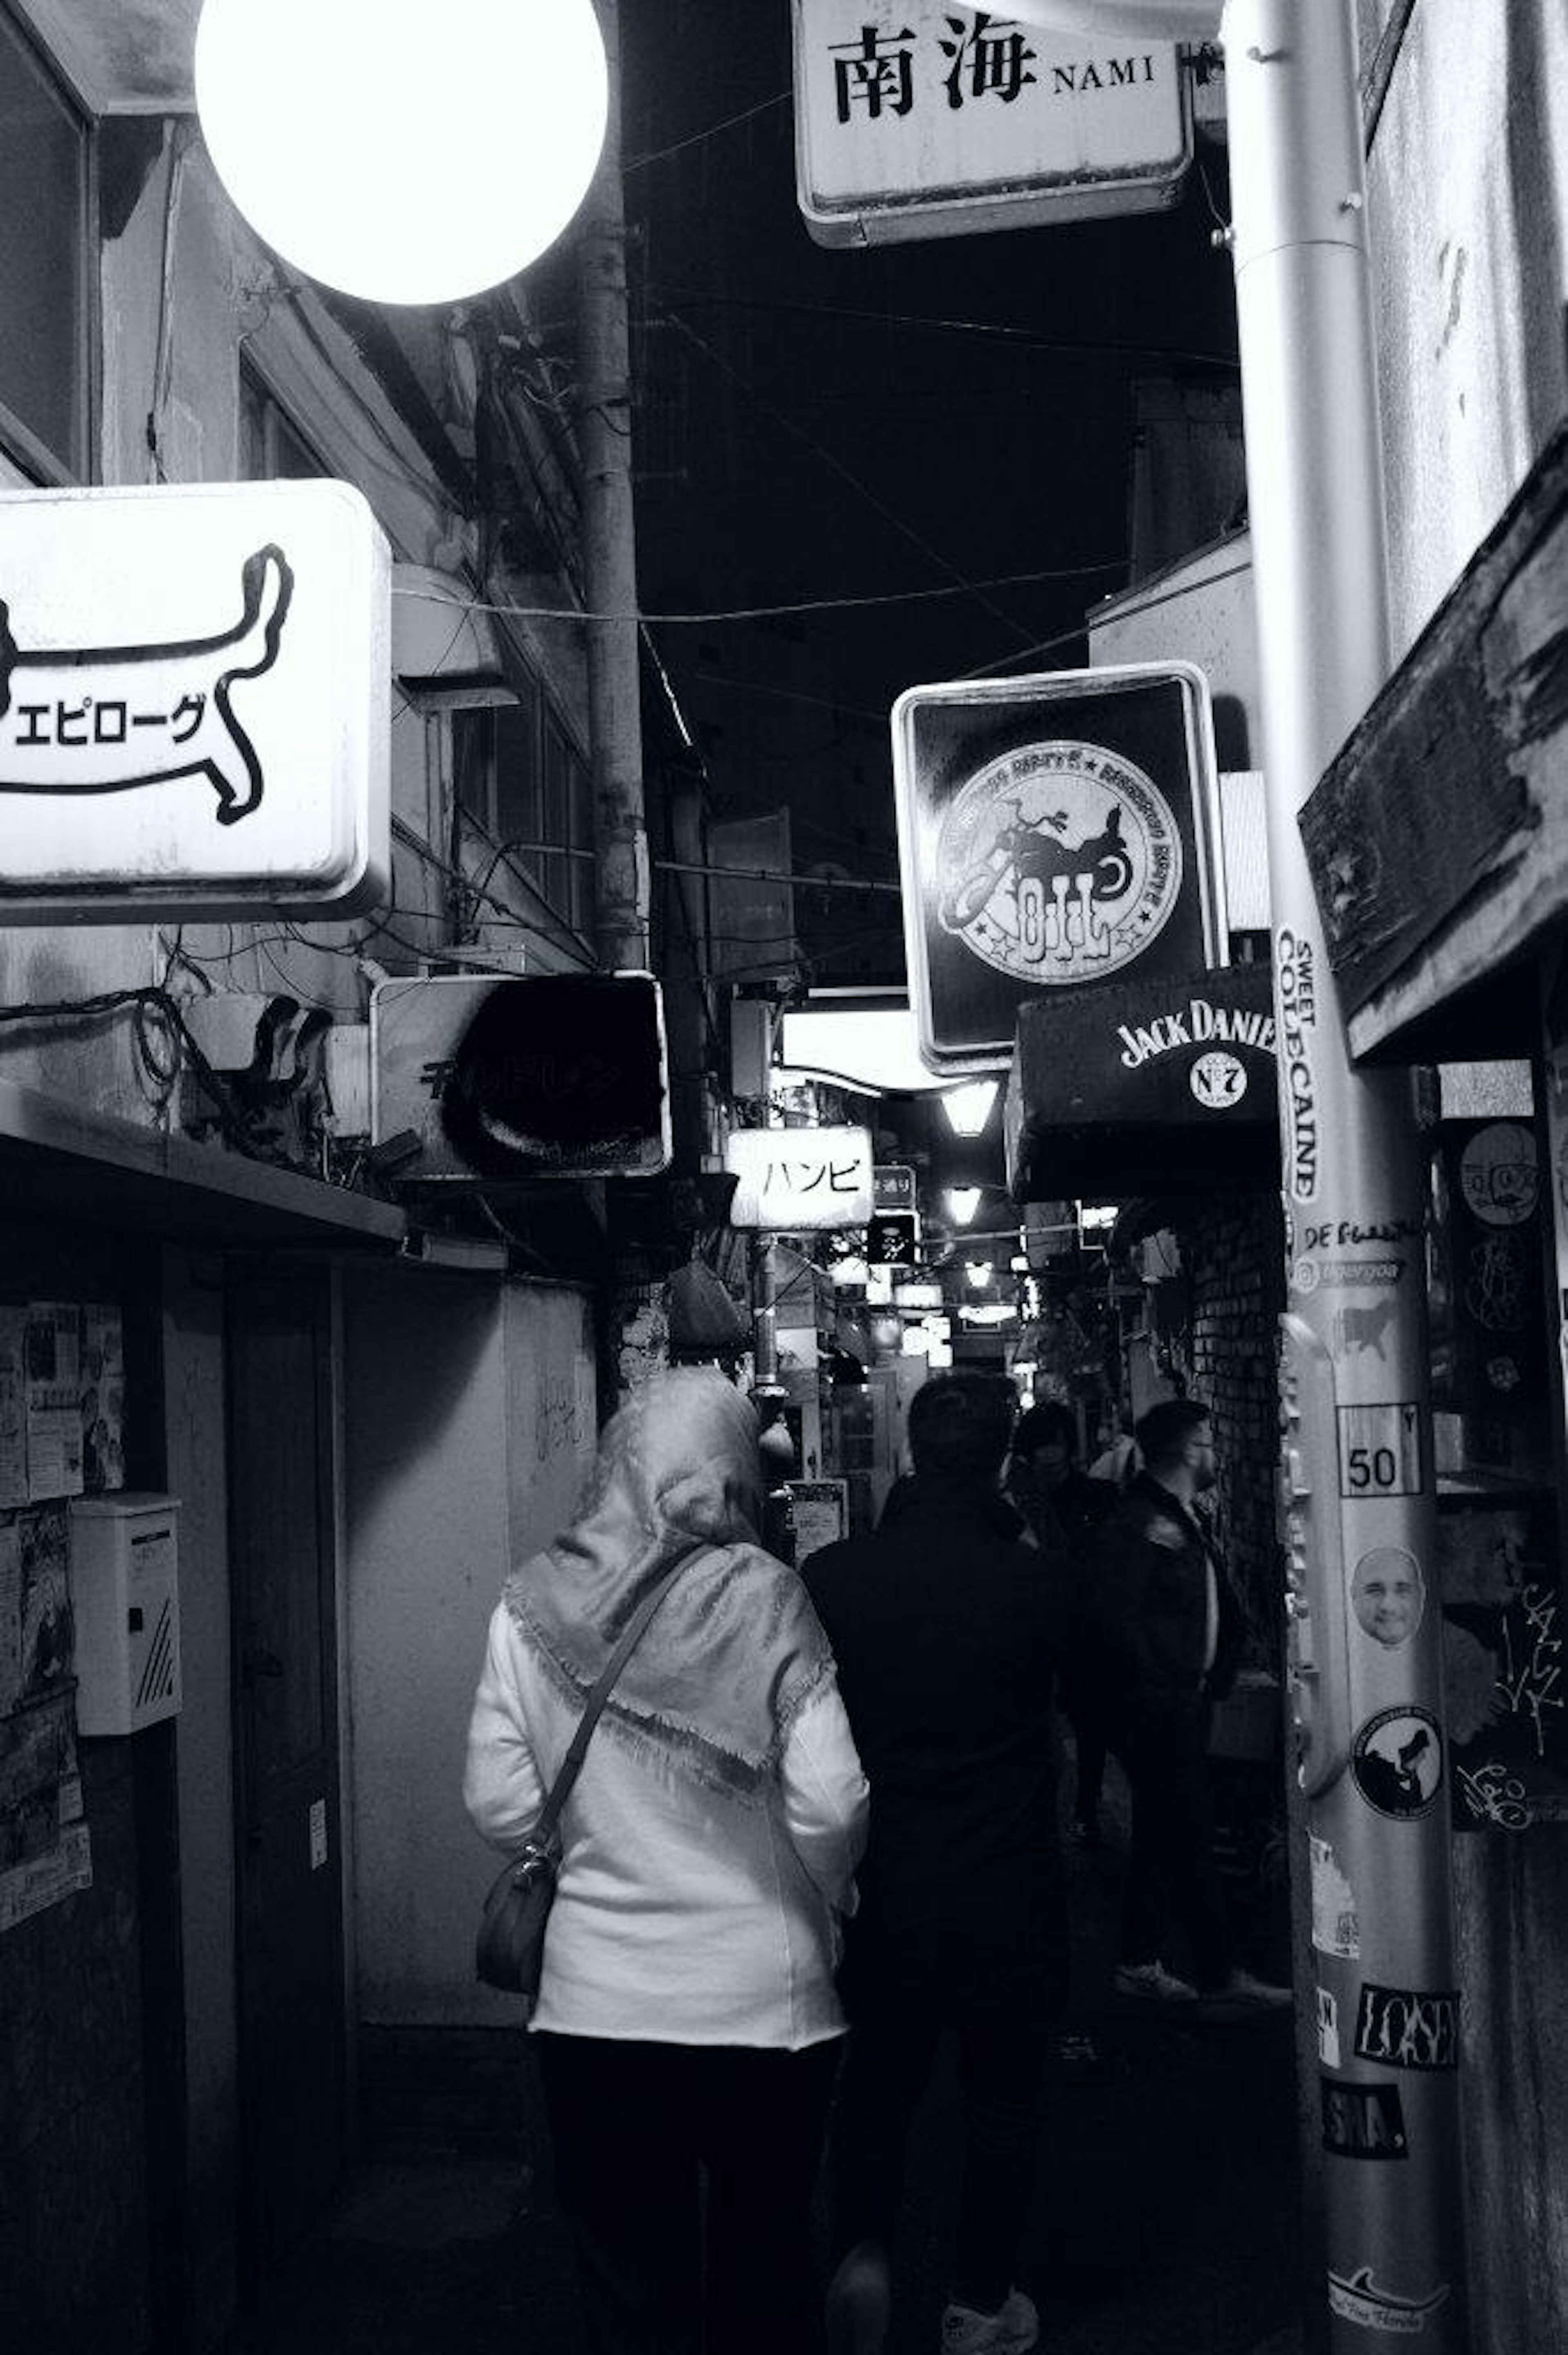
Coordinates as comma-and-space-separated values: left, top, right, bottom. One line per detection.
940, 2286, 1039, 2354
1114, 1958, 1198, 2004
1201, 1967, 1293, 2012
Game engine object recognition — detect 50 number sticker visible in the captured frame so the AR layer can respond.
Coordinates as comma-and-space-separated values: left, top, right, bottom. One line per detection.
1336, 1403, 1422, 1499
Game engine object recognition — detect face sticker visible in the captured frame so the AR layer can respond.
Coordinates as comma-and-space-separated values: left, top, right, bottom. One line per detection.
1350, 1547, 1425, 1649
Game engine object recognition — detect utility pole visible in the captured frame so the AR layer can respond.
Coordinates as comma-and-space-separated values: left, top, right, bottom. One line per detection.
578, 0, 649, 972
1225, 6, 1467, 2343
1005, 2, 1469, 2339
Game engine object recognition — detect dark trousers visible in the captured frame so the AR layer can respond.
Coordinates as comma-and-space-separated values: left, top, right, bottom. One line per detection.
1063, 1690, 1107, 1829
533, 2032, 840, 2355
1109, 1700, 1232, 1990
827, 2015, 1049, 2313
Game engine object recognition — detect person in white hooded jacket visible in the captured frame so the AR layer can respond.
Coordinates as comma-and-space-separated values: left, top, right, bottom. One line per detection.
464, 1365, 868, 2355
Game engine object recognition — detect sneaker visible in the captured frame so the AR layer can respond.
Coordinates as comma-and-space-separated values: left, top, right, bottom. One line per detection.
1114, 1958, 1198, 2004
826, 2239, 892, 2355
1199, 1967, 1294, 2012
940, 2286, 1039, 2354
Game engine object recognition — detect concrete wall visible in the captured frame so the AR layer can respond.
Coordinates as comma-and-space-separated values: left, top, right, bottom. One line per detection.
342, 1267, 595, 2027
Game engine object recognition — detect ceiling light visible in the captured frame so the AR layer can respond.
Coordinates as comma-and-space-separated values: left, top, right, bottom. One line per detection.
194, 0, 608, 305
965, 1260, 993, 1289
945, 1186, 982, 1227
940, 1079, 999, 1137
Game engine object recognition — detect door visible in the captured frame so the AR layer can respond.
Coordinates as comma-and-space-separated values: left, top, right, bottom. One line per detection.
227, 1267, 345, 2271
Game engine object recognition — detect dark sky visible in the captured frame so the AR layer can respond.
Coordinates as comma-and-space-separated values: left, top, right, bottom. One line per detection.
620, 3, 1237, 691
613, 2, 1239, 983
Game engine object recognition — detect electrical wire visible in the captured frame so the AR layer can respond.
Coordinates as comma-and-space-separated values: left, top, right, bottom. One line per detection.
624, 91, 792, 173
391, 550, 1123, 630
654, 311, 1048, 651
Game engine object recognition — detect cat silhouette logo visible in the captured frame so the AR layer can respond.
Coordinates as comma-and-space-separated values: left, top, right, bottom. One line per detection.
0, 544, 293, 826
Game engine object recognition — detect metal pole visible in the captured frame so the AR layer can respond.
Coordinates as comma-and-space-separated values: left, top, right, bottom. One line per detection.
1224, 4, 1468, 2342
579, 0, 650, 972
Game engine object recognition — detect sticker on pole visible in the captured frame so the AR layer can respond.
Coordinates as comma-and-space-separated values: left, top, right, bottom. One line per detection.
1327, 2267, 1450, 2331
1337, 1402, 1422, 1498
1319, 2078, 1408, 2161
1350, 1707, 1444, 1820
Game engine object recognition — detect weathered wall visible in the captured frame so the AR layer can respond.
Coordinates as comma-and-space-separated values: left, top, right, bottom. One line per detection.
1365, 0, 1568, 665
341, 1267, 595, 2027
1362, 8, 1568, 2347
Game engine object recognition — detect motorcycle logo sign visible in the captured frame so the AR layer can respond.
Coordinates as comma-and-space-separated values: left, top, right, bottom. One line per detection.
936, 739, 1181, 983
894, 663, 1225, 1073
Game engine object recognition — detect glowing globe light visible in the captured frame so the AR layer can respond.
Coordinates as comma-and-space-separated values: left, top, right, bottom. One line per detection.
194, 0, 609, 306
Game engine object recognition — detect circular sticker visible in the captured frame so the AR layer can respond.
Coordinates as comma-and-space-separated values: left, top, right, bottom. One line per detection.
1458, 1121, 1538, 1227
1350, 1547, 1425, 1650
1292, 1256, 1320, 1296
1352, 1707, 1444, 1819
1191, 1050, 1247, 1110
935, 739, 1182, 986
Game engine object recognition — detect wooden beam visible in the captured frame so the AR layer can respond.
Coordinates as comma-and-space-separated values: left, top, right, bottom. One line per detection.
1300, 418, 1568, 1061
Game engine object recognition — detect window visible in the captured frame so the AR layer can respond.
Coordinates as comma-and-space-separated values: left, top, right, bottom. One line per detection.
0, 8, 89, 480
453, 692, 595, 941
238, 366, 328, 479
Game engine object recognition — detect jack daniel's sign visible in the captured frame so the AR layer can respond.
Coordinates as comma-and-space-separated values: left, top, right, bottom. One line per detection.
893, 663, 1224, 1074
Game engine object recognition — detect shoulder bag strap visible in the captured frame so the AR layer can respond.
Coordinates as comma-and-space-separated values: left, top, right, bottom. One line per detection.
528, 1561, 686, 1849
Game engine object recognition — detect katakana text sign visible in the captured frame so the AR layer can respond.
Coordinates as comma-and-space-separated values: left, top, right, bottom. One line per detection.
726, 1125, 875, 1230
793, 2, 1190, 246
0, 479, 389, 920
893, 663, 1225, 1073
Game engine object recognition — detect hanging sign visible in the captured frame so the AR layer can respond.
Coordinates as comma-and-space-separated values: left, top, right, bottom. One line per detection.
726, 1126, 875, 1230
896, 663, 1225, 1074
372, 973, 670, 1181
0, 480, 388, 921
792, 1, 1191, 247
1007, 961, 1276, 1198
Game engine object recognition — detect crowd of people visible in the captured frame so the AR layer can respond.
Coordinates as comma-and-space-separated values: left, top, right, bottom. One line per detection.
463, 1364, 1290, 2355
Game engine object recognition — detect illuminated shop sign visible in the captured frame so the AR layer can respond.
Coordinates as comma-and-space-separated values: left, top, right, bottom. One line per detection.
0, 480, 388, 920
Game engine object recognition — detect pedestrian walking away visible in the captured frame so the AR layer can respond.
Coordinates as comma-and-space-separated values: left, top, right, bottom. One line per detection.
463, 1365, 869, 2355
1006, 1400, 1118, 1847
804, 1373, 1123, 2355
1090, 1397, 1291, 2016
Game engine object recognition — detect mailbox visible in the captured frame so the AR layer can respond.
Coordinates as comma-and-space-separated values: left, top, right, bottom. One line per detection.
69, 1494, 182, 1736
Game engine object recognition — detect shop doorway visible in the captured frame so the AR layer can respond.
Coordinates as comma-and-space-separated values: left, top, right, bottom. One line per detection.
227, 1267, 345, 2272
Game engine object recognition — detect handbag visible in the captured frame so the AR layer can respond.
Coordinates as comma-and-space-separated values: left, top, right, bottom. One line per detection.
475, 1562, 686, 2004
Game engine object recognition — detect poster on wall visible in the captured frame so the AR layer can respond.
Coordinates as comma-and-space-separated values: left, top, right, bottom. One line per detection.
24, 1302, 83, 1501
0, 1518, 20, 1716
0, 1688, 91, 1933
0, 1307, 27, 1508
80, 1306, 125, 1494
18, 1505, 73, 1702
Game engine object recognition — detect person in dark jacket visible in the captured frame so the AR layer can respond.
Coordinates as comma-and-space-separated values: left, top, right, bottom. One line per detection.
805, 1373, 1116, 2355
1092, 1397, 1290, 2012
1006, 1400, 1118, 1844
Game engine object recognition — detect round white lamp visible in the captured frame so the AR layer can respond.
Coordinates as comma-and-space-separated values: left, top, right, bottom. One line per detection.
194, 0, 609, 306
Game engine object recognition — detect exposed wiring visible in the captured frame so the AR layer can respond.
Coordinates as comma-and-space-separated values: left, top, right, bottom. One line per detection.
655, 311, 1047, 652
625, 91, 792, 173
390, 551, 1123, 630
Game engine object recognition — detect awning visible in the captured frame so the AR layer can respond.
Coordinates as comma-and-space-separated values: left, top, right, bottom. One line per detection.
0, 1077, 405, 1253
1006, 962, 1279, 1200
